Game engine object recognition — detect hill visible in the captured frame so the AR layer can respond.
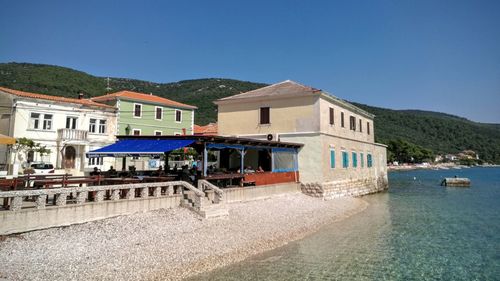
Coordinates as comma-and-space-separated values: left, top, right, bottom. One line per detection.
1, 62, 499, 163
353, 103, 500, 163
0, 62, 265, 125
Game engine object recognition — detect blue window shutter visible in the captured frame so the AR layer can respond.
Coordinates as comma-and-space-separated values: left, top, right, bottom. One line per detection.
352, 152, 357, 168
361, 153, 364, 167
330, 150, 335, 169
342, 151, 349, 168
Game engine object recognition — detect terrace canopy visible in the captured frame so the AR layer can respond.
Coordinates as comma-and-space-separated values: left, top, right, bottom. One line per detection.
87, 135, 303, 181
86, 139, 195, 157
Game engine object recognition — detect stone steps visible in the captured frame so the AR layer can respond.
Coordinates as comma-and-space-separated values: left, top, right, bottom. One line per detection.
181, 193, 228, 219
199, 204, 229, 219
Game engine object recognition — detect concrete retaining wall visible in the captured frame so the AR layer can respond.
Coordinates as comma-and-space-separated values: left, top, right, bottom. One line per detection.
1, 182, 301, 235
224, 182, 300, 203
0, 195, 181, 235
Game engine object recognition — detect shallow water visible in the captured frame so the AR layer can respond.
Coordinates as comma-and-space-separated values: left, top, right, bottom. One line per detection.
189, 167, 500, 280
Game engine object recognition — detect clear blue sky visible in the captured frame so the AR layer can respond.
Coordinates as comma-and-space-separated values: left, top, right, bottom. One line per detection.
1, 0, 499, 123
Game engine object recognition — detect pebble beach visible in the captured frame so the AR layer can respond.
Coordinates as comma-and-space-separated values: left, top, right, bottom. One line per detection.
0, 194, 367, 281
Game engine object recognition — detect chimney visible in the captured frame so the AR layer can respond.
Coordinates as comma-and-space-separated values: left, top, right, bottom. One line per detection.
78, 92, 84, 99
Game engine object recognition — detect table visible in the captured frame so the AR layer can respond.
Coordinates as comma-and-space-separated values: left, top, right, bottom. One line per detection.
32, 178, 98, 188
139, 176, 177, 182
204, 173, 244, 187
100, 178, 142, 185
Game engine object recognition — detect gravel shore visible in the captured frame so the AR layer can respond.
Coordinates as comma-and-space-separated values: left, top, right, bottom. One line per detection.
0, 193, 367, 280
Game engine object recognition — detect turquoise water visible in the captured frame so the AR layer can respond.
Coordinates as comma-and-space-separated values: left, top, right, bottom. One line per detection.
190, 167, 500, 280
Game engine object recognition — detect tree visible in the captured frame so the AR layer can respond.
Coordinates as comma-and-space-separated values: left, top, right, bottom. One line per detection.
12, 137, 36, 164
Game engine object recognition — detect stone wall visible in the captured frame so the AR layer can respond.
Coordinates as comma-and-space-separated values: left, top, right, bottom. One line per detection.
224, 182, 300, 203
301, 173, 388, 199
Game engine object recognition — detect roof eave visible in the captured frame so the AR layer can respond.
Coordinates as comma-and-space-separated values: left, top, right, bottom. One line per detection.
320, 92, 375, 119
214, 91, 319, 105
1, 90, 116, 111
114, 96, 197, 110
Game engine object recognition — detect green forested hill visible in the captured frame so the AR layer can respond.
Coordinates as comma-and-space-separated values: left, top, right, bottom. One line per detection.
0, 63, 265, 125
1, 62, 499, 163
353, 103, 500, 163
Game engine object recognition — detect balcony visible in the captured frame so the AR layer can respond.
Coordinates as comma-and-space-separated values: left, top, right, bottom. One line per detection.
57, 129, 88, 142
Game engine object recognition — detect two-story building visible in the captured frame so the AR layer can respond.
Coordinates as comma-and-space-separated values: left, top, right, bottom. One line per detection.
0, 87, 117, 175
91, 90, 197, 136
215, 80, 388, 198
91, 90, 197, 170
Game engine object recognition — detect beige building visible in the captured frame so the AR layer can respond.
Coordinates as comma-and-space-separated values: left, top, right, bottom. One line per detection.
215, 80, 388, 198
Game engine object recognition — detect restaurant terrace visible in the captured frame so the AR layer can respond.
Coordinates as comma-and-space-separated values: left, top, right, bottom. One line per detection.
87, 135, 303, 187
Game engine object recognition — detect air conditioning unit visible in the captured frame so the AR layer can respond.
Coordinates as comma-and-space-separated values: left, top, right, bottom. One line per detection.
266, 133, 280, 142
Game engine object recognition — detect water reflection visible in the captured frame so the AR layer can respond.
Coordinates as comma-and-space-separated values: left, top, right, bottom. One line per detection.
189, 168, 500, 281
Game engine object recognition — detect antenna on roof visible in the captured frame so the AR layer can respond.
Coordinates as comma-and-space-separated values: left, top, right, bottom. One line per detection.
105, 77, 112, 92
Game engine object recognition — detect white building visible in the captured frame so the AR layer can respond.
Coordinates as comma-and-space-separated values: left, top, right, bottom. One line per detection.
0, 87, 117, 175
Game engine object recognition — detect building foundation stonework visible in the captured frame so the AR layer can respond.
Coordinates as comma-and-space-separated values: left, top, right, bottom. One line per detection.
301, 174, 388, 199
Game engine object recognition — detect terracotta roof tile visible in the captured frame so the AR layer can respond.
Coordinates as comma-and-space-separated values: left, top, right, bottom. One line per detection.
0, 87, 115, 109
91, 90, 197, 109
194, 123, 218, 135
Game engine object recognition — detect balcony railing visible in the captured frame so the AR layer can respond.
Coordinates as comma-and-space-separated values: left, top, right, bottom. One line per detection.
57, 128, 88, 142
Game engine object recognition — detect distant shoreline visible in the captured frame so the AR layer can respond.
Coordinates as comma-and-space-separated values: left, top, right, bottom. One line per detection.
388, 163, 500, 172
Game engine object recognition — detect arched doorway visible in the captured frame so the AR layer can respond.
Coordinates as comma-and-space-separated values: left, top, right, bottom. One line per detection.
64, 146, 76, 169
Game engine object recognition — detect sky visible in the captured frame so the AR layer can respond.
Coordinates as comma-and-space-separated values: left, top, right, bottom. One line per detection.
1, 0, 499, 123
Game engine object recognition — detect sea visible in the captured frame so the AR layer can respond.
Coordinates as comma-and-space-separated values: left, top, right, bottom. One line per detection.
190, 167, 500, 280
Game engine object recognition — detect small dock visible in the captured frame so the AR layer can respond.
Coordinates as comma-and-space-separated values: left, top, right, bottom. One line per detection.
441, 177, 471, 187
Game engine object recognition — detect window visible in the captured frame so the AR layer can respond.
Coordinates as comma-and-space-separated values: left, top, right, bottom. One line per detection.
90, 119, 106, 134
352, 152, 358, 168
66, 117, 77, 129
367, 154, 373, 168
30, 113, 52, 130
29, 113, 41, 129
132, 129, 141, 136
342, 151, 349, 168
43, 114, 52, 130
330, 149, 335, 169
88, 157, 103, 166
359, 119, 363, 132
155, 107, 163, 120
260, 107, 270, 125
175, 109, 182, 123
89, 119, 97, 133
29, 113, 53, 130
340, 112, 345, 127
134, 103, 142, 117
99, 120, 106, 134
154, 130, 162, 136
361, 153, 364, 168
367, 122, 371, 135
329, 107, 334, 125
349, 116, 356, 131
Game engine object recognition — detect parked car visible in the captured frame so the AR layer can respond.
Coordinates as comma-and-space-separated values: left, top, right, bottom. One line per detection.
30, 163, 55, 174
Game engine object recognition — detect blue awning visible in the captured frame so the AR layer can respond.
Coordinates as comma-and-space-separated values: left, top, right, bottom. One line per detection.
86, 139, 195, 157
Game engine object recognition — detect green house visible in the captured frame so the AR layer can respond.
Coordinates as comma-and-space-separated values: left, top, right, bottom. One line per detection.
92, 90, 196, 136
